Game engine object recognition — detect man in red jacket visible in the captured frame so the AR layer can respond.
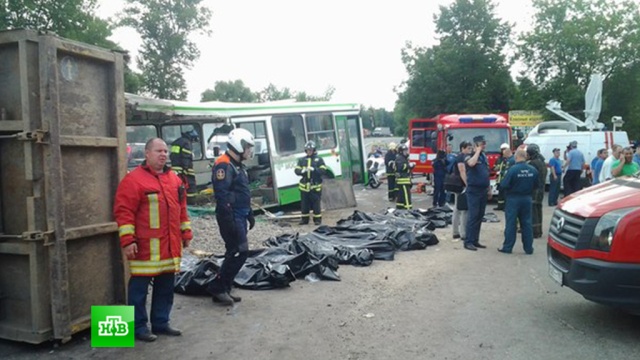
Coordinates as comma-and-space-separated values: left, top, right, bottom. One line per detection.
114, 138, 193, 342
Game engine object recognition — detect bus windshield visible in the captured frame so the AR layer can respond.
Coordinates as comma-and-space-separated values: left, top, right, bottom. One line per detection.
446, 128, 510, 153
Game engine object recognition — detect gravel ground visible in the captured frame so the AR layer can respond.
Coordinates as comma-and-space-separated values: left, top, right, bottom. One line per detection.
188, 214, 295, 255
188, 204, 363, 256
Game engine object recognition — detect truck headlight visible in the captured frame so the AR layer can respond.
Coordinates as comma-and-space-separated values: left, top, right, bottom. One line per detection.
590, 207, 638, 251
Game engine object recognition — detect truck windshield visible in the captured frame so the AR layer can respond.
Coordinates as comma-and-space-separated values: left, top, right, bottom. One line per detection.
447, 128, 510, 153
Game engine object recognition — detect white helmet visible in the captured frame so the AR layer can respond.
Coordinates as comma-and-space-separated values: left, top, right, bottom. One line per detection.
388, 142, 397, 151
227, 128, 255, 158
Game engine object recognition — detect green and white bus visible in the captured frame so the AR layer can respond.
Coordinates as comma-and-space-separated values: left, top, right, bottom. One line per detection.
125, 94, 367, 207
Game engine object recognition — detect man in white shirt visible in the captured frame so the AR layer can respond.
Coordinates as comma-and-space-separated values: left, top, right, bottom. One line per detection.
599, 144, 622, 183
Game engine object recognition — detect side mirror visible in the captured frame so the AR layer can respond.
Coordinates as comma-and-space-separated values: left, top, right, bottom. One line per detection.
213, 146, 220, 157
446, 134, 453, 141
516, 130, 524, 140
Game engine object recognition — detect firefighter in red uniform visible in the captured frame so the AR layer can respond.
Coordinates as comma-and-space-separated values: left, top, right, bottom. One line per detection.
208, 128, 256, 305
114, 138, 192, 342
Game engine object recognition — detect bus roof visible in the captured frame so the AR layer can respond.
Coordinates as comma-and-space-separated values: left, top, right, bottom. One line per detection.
125, 93, 360, 117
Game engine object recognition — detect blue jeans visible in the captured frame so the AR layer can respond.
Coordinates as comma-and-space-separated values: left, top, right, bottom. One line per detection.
128, 272, 175, 335
502, 196, 533, 253
548, 176, 560, 206
465, 187, 487, 246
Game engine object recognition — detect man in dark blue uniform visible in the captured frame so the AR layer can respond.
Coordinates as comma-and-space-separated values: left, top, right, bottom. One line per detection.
208, 128, 256, 305
384, 142, 398, 201
464, 135, 491, 251
526, 143, 547, 238
295, 141, 328, 225
498, 149, 538, 254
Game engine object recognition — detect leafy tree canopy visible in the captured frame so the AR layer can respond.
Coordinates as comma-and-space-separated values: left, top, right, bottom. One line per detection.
119, 0, 212, 100
0, 0, 116, 48
201, 80, 257, 102
396, 0, 514, 121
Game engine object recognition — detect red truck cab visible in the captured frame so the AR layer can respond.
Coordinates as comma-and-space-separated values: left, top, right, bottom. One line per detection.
547, 177, 640, 313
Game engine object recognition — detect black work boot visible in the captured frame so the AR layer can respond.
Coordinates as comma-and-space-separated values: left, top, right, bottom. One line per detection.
228, 292, 242, 302
298, 218, 309, 225
211, 292, 234, 305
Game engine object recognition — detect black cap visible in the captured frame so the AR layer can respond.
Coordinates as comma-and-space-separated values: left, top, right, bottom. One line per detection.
473, 135, 485, 144
552, 148, 560, 152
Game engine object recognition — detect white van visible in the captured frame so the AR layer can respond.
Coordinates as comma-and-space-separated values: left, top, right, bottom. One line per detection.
372, 127, 392, 137
523, 121, 630, 183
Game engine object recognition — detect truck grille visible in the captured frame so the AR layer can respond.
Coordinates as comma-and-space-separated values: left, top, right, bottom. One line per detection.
549, 209, 585, 248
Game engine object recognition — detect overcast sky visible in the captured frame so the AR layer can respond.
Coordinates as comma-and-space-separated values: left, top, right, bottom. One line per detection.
98, 0, 535, 109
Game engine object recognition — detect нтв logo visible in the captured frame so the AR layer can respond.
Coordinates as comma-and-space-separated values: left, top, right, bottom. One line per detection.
98, 316, 129, 336
91, 306, 134, 347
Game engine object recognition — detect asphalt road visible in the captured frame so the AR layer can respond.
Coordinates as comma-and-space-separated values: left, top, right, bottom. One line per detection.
1, 170, 639, 359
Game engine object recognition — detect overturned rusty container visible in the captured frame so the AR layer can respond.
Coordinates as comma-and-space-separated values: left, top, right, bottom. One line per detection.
0, 29, 127, 343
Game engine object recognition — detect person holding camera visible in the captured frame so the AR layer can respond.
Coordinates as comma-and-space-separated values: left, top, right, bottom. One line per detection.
463, 136, 491, 251
563, 141, 585, 196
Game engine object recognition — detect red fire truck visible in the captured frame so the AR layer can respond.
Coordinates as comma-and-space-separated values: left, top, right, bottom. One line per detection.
408, 113, 511, 193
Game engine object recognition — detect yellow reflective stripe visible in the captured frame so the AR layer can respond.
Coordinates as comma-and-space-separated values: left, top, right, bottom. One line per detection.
150, 238, 160, 262
129, 259, 181, 275
319, 165, 327, 170
172, 166, 184, 171
397, 179, 411, 184
187, 169, 196, 175
171, 145, 181, 154
181, 221, 191, 231
313, 214, 322, 218
299, 183, 311, 191
148, 193, 160, 229
119, 224, 135, 237
129, 258, 178, 268
182, 148, 192, 155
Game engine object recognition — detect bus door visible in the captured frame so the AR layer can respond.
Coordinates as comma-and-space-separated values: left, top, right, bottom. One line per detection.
231, 117, 277, 207
336, 115, 365, 184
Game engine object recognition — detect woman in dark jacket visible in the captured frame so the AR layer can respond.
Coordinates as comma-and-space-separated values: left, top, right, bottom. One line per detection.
432, 150, 447, 207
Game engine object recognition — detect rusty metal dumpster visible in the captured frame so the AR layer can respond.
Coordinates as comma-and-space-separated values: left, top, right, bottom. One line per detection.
0, 29, 127, 344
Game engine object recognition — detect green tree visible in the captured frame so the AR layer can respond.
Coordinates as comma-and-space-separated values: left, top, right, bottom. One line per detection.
257, 83, 293, 102
396, 0, 514, 122
256, 83, 334, 102
295, 86, 335, 102
201, 80, 257, 102
518, 0, 640, 112
511, 76, 546, 111
119, 0, 212, 100
602, 63, 640, 138
0, 0, 116, 48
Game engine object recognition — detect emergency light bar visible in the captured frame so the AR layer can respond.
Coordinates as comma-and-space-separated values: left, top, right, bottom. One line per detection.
459, 116, 498, 123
